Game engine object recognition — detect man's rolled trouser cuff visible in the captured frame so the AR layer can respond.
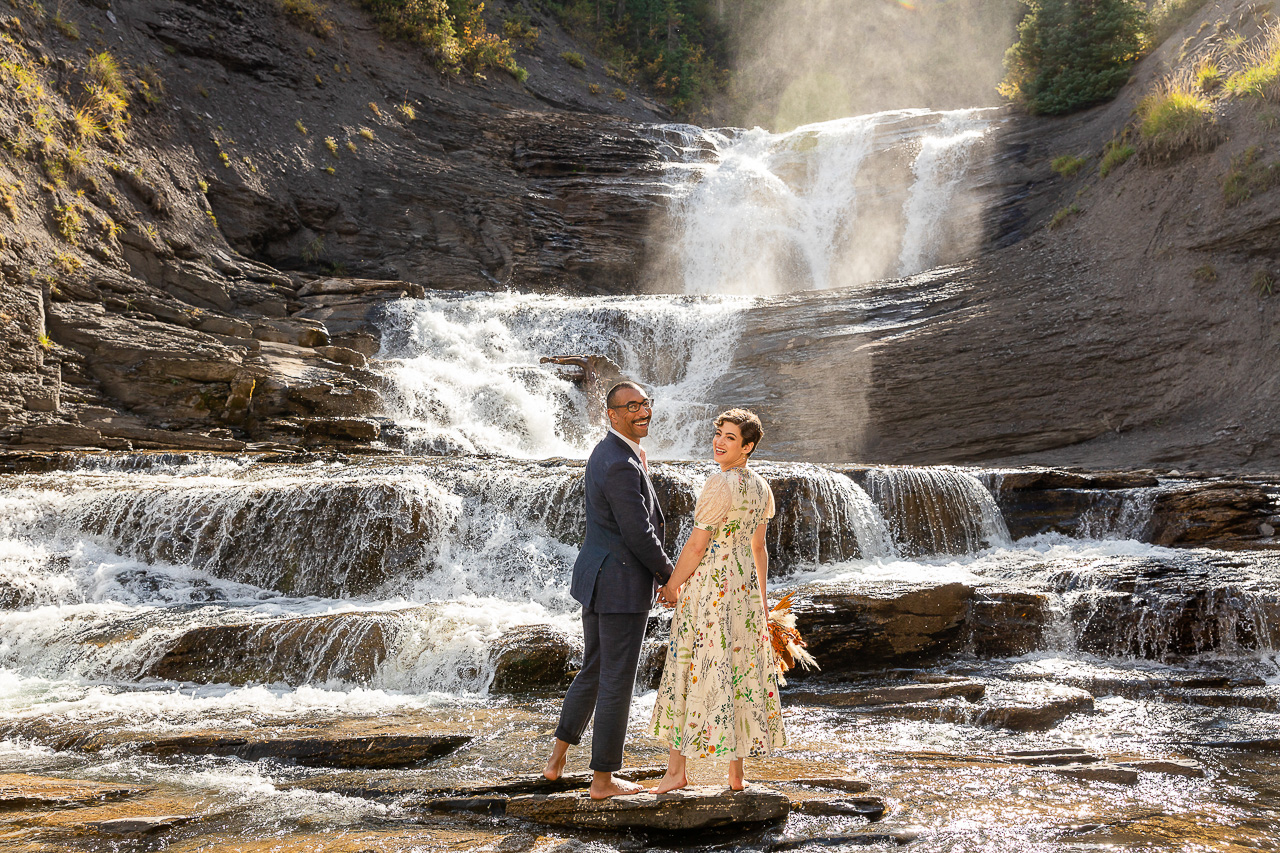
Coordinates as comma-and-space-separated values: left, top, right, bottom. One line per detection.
553, 726, 582, 746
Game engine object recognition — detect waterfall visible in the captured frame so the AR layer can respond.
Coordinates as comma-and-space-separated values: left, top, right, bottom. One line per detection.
864, 466, 1011, 556
377, 292, 750, 460
1074, 488, 1159, 541
1043, 558, 1280, 661
655, 109, 996, 296
764, 464, 897, 568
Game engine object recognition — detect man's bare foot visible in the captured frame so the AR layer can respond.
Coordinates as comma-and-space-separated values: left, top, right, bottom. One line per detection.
543, 740, 569, 781
650, 771, 688, 794
588, 775, 644, 800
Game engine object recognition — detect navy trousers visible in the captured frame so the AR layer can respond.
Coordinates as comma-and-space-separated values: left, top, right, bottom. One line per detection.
553, 599, 648, 772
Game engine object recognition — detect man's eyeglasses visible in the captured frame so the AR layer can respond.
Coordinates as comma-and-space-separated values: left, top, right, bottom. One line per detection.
609, 398, 653, 413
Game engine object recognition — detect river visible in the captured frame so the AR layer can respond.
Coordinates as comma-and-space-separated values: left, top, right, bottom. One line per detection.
2, 109, 1278, 851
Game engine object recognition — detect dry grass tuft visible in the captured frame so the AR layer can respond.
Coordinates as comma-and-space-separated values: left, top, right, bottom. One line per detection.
1223, 21, 1280, 100
1137, 75, 1221, 163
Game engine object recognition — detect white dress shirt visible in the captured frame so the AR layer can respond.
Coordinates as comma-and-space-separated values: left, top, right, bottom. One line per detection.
608, 427, 647, 470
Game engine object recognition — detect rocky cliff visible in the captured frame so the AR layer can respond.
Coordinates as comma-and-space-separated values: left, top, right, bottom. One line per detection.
0, 0, 672, 451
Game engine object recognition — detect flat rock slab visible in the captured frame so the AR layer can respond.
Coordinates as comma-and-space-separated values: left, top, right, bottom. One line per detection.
285, 765, 667, 800
792, 776, 872, 793
787, 680, 986, 708
970, 684, 1095, 731
791, 796, 886, 820
1051, 763, 1140, 785
137, 733, 471, 769
86, 815, 195, 834
1119, 759, 1205, 778
0, 773, 143, 810
1000, 748, 1100, 767
506, 785, 790, 831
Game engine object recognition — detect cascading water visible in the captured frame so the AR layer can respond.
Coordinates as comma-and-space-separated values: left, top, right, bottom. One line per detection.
762, 464, 897, 567
656, 109, 996, 296
377, 292, 751, 459
863, 466, 1011, 556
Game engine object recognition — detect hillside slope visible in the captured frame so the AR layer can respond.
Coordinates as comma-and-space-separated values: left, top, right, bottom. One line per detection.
720, 0, 1280, 471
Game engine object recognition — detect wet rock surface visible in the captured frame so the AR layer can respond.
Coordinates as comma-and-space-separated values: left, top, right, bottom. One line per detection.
0, 720, 471, 770
0, 774, 143, 810
506, 785, 791, 830
792, 582, 974, 669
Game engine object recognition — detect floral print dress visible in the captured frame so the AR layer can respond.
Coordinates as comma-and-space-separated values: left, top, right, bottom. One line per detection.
649, 465, 785, 759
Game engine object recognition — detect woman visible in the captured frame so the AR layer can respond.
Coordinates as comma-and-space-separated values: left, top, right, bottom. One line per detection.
649, 408, 783, 793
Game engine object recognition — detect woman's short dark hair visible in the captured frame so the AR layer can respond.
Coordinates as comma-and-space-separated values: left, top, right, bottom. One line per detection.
715, 408, 764, 455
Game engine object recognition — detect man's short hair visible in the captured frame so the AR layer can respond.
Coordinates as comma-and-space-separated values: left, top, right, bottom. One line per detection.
606, 380, 646, 408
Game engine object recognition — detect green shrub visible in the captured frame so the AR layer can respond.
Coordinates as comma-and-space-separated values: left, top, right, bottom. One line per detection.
1099, 137, 1135, 177
1222, 146, 1280, 205
560, 50, 586, 70
1195, 61, 1221, 91
355, 0, 524, 79
1048, 202, 1081, 228
1137, 80, 1219, 163
1051, 153, 1087, 177
1000, 0, 1147, 115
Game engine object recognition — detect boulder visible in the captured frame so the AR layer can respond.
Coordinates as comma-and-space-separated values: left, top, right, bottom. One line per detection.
146, 610, 411, 685
17, 424, 108, 447
506, 785, 789, 831
1148, 483, 1275, 547
489, 625, 580, 693
252, 318, 330, 348
792, 582, 975, 670
965, 592, 1050, 658
314, 346, 369, 368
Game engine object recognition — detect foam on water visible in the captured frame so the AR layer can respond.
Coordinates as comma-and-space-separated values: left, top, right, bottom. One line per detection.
378, 292, 751, 459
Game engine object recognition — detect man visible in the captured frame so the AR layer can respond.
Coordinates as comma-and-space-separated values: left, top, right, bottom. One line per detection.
543, 380, 674, 799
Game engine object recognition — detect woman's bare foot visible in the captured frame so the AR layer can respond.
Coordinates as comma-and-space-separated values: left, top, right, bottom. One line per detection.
729, 759, 747, 791
588, 773, 644, 800
542, 739, 569, 781
650, 771, 688, 794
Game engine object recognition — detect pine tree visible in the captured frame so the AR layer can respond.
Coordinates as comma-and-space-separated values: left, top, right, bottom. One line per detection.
1000, 0, 1147, 115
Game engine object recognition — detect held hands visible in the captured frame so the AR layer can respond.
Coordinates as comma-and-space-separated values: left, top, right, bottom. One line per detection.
657, 583, 681, 608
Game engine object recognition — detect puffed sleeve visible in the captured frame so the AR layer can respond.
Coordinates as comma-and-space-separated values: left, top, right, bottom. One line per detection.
763, 480, 775, 521
692, 473, 733, 532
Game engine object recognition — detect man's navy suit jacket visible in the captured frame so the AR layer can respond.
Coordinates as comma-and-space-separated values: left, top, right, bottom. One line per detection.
570, 432, 674, 613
